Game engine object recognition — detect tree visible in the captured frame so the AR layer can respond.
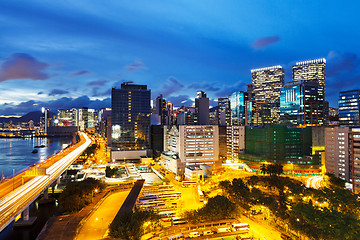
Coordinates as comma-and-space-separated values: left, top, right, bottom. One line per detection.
105, 166, 119, 178
266, 164, 283, 177
260, 164, 267, 175
184, 195, 239, 223
59, 178, 106, 212
325, 173, 346, 189
109, 210, 160, 240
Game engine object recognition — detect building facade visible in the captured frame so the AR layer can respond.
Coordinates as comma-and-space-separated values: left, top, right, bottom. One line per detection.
218, 97, 231, 126
325, 127, 352, 182
162, 125, 220, 176
243, 125, 316, 165
195, 91, 210, 125
292, 58, 326, 90
229, 91, 247, 125
339, 89, 360, 125
352, 128, 360, 193
111, 83, 151, 159
280, 81, 324, 126
226, 126, 245, 161
251, 66, 285, 125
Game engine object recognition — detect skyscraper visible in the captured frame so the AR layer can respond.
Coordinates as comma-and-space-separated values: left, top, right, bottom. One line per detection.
292, 58, 326, 88
338, 89, 360, 125
111, 83, 151, 160
195, 91, 209, 125
280, 81, 324, 126
229, 91, 247, 125
154, 94, 167, 125
218, 97, 231, 126
251, 66, 284, 124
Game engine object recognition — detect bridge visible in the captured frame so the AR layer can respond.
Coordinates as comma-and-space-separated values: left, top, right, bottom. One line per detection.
0, 132, 92, 232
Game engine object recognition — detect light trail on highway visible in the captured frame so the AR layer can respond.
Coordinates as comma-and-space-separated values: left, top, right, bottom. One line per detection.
305, 175, 323, 189
0, 132, 91, 232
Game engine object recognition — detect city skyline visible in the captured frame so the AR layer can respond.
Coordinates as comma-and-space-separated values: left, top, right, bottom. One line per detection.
1, 1, 360, 116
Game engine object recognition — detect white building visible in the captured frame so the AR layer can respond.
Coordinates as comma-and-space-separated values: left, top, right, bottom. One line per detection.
226, 126, 245, 161
161, 125, 219, 176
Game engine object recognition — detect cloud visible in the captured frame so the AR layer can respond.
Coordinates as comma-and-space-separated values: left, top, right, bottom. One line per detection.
48, 89, 69, 96
325, 51, 360, 107
327, 51, 360, 77
214, 81, 248, 97
68, 70, 91, 78
188, 82, 220, 92
91, 87, 111, 97
87, 79, 108, 86
0, 53, 49, 82
0, 96, 111, 116
37, 91, 43, 95
152, 77, 184, 98
125, 59, 146, 72
252, 36, 280, 49
167, 95, 193, 107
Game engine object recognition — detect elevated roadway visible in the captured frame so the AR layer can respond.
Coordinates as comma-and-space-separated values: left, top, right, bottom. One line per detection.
0, 132, 92, 232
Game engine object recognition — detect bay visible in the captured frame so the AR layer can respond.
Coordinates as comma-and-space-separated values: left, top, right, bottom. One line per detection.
0, 137, 72, 178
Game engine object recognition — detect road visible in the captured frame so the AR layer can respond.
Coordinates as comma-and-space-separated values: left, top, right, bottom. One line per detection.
241, 215, 282, 240
0, 132, 91, 232
76, 190, 130, 240
305, 175, 323, 189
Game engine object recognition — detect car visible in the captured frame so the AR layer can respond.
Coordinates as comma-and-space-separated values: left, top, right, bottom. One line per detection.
203, 230, 213, 235
188, 232, 200, 238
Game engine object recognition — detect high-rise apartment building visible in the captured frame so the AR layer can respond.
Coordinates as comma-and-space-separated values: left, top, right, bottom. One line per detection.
251, 66, 284, 125
229, 91, 247, 125
280, 81, 324, 126
226, 126, 245, 161
351, 129, 360, 193
195, 91, 209, 125
218, 98, 231, 126
111, 83, 151, 160
339, 89, 360, 125
325, 127, 352, 182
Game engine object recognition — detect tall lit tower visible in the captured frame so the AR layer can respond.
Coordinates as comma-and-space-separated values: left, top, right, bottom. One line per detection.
111, 83, 151, 160
41, 107, 49, 135
228, 92, 247, 125
195, 91, 209, 125
251, 65, 284, 124
292, 58, 326, 87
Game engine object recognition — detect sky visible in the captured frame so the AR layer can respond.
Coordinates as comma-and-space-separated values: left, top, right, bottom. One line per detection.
0, 0, 359, 116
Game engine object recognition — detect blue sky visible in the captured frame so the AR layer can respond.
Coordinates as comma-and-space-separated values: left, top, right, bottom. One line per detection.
0, 0, 359, 116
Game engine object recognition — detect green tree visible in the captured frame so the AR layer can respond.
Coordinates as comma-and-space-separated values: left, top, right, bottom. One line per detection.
266, 164, 283, 177
260, 164, 267, 175
325, 173, 346, 189
59, 178, 106, 212
105, 166, 119, 177
109, 210, 159, 240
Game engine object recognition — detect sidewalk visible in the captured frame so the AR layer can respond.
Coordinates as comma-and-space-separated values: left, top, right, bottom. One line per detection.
36, 185, 132, 240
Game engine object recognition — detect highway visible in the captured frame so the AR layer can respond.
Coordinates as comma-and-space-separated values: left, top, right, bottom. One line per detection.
305, 175, 323, 189
0, 132, 92, 232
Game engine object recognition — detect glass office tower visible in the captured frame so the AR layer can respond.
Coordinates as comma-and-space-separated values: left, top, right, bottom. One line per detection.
229, 91, 247, 125
280, 81, 324, 126
111, 83, 151, 151
339, 89, 360, 125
